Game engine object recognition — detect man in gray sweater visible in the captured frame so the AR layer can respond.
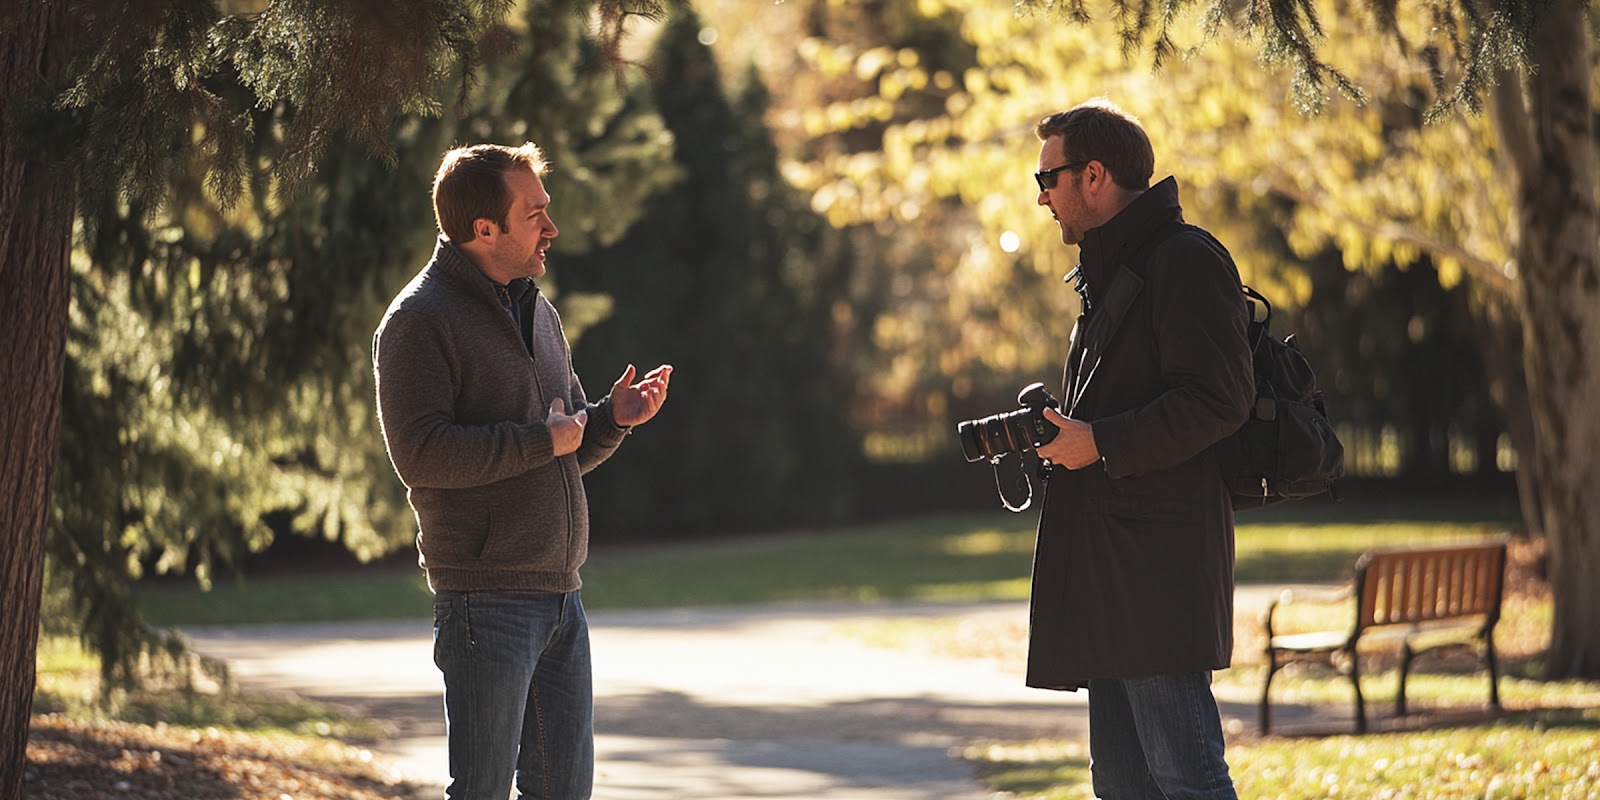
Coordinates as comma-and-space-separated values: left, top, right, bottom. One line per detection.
373, 142, 671, 800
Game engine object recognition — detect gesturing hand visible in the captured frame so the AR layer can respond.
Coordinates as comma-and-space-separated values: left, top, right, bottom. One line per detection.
547, 397, 588, 456
609, 364, 672, 427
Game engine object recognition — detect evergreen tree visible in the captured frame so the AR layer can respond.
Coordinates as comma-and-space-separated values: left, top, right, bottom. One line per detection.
45, 0, 680, 683
1, 2, 675, 790
561, 8, 866, 536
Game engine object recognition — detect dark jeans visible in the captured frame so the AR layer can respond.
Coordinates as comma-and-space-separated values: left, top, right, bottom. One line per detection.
432, 590, 594, 800
1087, 672, 1238, 800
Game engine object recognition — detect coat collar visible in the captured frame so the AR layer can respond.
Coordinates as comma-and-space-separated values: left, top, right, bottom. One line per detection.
1077, 176, 1183, 302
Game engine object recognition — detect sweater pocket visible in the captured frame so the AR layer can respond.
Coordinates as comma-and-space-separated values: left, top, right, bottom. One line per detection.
478, 495, 574, 569
415, 503, 491, 564
412, 469, 577, 573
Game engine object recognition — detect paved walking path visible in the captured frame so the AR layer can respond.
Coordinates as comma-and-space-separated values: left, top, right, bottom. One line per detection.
185, 587, 1336, 799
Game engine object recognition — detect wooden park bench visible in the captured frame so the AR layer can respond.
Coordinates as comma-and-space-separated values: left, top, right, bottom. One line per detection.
1258, 540, 1508, 734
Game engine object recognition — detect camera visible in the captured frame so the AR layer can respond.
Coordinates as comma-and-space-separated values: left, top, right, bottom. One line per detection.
957, 382, 1061, 463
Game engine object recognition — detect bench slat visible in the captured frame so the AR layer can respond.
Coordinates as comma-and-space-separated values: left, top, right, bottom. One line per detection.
1356, 543, 1505, 630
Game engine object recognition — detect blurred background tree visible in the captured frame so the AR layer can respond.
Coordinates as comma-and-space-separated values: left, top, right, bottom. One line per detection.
686, 0, 1596, 676
686, 0, 1518, 493
559, 7, 868, 537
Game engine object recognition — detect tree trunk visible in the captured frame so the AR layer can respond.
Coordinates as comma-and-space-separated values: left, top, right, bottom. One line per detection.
0, 2, 72, 794
1512, 0, 1600, 679
1506, 397, 1543, 539
1481, 295, 1542, 536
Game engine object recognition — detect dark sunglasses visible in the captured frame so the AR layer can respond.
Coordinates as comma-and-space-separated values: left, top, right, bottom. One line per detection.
1035, 161, 1089, 191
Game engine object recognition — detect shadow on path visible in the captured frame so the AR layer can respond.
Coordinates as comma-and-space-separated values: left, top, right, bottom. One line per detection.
185, 595, 1371, 799
187, 602, 1079, 799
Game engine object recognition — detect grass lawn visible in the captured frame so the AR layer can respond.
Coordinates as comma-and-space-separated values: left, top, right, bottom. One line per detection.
1230, 709, 1600, 798
136, 492, 1519, 627
33, 635, 385, 742
968, 707, 1600, 799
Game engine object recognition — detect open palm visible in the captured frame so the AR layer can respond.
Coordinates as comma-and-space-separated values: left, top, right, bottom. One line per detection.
610, 364, 672, 427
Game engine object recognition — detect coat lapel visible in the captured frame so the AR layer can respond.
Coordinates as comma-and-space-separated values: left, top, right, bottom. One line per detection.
1068, 266, 1144, 415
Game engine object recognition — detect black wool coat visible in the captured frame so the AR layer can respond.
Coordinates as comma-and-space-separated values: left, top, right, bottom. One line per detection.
1026, 177, 1253, 691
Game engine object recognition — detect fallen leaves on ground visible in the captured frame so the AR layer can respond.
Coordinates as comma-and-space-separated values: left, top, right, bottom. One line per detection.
24, 715, 424, 800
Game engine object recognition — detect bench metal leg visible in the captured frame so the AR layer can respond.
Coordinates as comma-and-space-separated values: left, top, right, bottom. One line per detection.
1397, 641, 1415, 717
1484, 633, 1502, 710
1347, 649, 1367, 734
1259, 652, 1281, 735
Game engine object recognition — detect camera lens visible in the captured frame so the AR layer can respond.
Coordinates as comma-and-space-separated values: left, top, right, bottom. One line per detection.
957, 419, 988, 462
957, 385, 1059, 463
989, 413, 1023, 454
958, 410, 1032, 462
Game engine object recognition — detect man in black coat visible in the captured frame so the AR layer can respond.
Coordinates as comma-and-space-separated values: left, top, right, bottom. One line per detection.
1029, 99, 1253, 799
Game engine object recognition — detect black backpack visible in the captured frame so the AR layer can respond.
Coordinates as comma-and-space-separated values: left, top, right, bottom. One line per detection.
1127, 224, 1344, 509
1219, 285, 1345, 509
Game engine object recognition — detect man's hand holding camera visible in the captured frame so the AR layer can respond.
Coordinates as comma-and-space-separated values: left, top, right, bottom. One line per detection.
1037, 407, 1100, 470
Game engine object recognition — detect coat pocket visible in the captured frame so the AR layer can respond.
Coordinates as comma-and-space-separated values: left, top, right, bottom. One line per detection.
1102, 457, 1208, 523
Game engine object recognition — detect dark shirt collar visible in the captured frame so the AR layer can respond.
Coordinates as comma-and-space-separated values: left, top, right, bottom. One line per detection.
493, 275, 534, 308
470, 261, 534, 303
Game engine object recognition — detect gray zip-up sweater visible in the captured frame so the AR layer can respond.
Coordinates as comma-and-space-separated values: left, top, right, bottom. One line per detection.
373, 237, 628, 593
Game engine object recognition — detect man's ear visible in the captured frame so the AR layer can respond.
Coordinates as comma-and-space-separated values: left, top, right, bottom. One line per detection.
473, 218, 496, 243
1084, 160, 1107, 190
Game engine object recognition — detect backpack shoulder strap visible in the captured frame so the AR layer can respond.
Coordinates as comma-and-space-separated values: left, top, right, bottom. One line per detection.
1077, 218, 1198, 361
1125, 219, 1259, 338
1122, 219, 1195, 278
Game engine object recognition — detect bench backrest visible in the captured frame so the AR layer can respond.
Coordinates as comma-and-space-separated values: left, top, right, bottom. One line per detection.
1352, 541, 1507, 633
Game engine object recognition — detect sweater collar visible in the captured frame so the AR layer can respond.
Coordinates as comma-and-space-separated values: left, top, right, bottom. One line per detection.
428, 236, 535, 304
1076, 176, 1184, 298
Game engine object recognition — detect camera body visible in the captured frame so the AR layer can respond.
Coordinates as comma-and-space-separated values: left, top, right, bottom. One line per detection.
957, 382, 1061, 463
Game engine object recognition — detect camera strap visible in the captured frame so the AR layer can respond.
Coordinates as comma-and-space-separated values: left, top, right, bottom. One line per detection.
990, 452, 1036, 513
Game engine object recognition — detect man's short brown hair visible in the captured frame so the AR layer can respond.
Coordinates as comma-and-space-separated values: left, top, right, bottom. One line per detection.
432, 142, 549, 244
1035, 99, 1154, 192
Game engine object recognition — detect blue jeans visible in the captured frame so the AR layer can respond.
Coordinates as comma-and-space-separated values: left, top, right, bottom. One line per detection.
1087, 672, 1238, 800
432, 591, 594, 800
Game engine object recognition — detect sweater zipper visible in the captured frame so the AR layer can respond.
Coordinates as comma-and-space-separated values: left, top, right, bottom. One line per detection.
507, 284, 535, 363
526, 299, 577, 570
